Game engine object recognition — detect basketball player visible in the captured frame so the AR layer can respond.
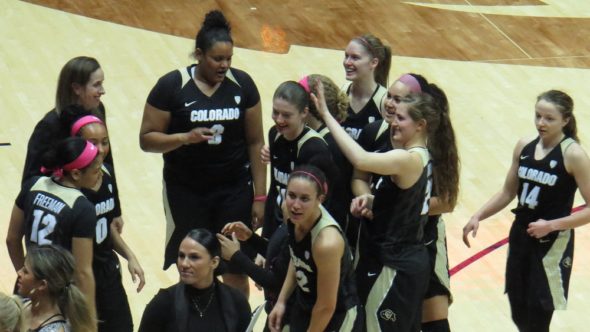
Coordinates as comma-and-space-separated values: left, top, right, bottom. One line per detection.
463, 90, 590, 332
139, 10, 266, 297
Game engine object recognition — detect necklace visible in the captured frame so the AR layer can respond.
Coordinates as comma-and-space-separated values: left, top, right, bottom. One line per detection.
191, 292, 214, 318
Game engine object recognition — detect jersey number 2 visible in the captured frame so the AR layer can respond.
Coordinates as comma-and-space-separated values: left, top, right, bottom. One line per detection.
31, 209, 57, 245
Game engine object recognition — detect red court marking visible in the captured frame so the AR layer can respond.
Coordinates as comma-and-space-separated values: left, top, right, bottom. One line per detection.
449, 204, 587, 277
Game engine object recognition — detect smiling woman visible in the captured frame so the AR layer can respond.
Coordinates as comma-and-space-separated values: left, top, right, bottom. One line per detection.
138, 10, 267, 297
138, 229, 251, 332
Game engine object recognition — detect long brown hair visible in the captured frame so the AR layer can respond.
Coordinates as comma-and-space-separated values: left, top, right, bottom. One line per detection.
537, 90, 579, 142
306, 74, 348, 123
353, 34, 392, 87
27, 245, 97, 332
55, 56, 101, 115
404, 91, 460, 208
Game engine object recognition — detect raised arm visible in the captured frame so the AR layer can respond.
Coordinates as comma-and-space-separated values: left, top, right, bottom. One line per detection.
462, 138, 528, 247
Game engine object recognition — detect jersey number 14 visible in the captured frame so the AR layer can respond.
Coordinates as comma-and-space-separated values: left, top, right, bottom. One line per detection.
519, 182, 540, 209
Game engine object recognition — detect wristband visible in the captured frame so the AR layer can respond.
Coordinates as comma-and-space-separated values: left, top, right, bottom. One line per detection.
254, 195, 267, 202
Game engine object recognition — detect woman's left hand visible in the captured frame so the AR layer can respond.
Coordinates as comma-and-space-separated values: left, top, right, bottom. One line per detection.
527, 219, 553, 238
217, 232, 241, 260
128, 257, 145, 292
310, 80, 329, 118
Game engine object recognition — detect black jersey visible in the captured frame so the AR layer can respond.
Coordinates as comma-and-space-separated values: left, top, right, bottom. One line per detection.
16, 177, 96, 251
21, 104, 113, 186
262, 126, 331, 238
370, 148, 432, 265
81, 164, 121, 267
287, 207, 357, 314
147, 65, 260, 187
316, 125, 350, 226
341, 83, 387, 141
512, 137, 577, 224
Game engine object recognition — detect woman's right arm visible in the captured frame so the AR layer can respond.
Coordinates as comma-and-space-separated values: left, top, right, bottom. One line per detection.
6, 205, 26, 271
139, 103, 213, 153
71, 237, 96, 315
462, 138, 528, 247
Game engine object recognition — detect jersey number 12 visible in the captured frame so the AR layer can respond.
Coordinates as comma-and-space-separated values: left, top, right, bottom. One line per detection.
31, 209, 57, 245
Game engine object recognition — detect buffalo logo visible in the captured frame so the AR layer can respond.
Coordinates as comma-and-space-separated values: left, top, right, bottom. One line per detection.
380, 309, 396, 322
562, 256, 573, 269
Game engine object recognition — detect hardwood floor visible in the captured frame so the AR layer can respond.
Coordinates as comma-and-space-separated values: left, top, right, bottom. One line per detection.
1, 0, 590, 330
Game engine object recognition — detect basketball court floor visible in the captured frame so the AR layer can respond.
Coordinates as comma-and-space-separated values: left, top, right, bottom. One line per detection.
1, 0, 589, 330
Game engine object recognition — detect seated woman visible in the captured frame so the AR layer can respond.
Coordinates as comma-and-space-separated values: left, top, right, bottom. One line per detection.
16, 244, 96, 332
138, 229, 251, 332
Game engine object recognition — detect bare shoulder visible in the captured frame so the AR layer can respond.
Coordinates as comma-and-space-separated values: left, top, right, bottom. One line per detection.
313, 226, 344, 258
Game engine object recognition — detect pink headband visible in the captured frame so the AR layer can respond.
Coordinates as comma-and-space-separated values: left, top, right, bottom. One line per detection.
290, 170, 328, 195
70, 115, 104, 136
298, 76, 311, 93
398, 74, 422, 93
40, 141, 98, 179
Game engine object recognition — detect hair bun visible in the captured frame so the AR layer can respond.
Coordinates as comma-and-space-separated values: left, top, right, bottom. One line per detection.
202, 10, 231, 32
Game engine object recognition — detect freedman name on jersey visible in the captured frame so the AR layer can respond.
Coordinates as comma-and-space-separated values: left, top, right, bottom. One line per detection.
518, 166, 558, 186
191, 108, 240, 122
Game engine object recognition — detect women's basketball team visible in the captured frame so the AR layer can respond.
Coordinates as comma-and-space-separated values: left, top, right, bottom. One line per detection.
3, 8, 590, 332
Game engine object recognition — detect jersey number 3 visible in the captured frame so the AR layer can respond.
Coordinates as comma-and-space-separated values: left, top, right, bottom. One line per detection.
31, 209, 57, 245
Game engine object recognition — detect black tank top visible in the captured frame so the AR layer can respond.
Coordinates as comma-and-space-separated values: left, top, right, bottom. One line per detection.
370, 148, 432, 264
288, 207, 358, 313
512, 137, 577, 224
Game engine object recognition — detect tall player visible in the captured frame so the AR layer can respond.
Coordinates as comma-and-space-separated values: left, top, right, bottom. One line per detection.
463, 90, 590, 332
139, 10, 266, 297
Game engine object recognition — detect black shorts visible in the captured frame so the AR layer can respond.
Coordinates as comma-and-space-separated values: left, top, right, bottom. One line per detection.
163, 177, 254, 270
363, 246, 429, 332
94, 256, 133, 332
288, 302, 361, 332
423, 217, 451, 301
506, 221, 574, 311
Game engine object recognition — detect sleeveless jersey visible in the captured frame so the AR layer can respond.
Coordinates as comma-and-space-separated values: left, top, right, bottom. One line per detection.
147, 65, 260, 187
81, 163, 121, 267
262, 126, 330, 238
512, 137, 577, 224
341, 83, 387, 141
370, 148, 432, 264
316, 125, 350, 227
288, 206, 357, 313
16, 177, 95, 251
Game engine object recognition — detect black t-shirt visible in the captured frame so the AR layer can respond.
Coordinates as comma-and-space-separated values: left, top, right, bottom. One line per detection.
512, 137, 577, 224
21, 104, 114, 186
16, 177, 96, 251
263, 126, 331, 238
147, 65, 260, 187
81, 163, 121, 267
357, 119, 392, 189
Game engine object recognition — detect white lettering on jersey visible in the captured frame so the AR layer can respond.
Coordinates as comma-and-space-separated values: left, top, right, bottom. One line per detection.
273, 167, 289, 186
517, 166, 558, 186
190, 108, 240, 122
344, 127, 362, 140
33, 193, 66, 214
95, 198, 115, 215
